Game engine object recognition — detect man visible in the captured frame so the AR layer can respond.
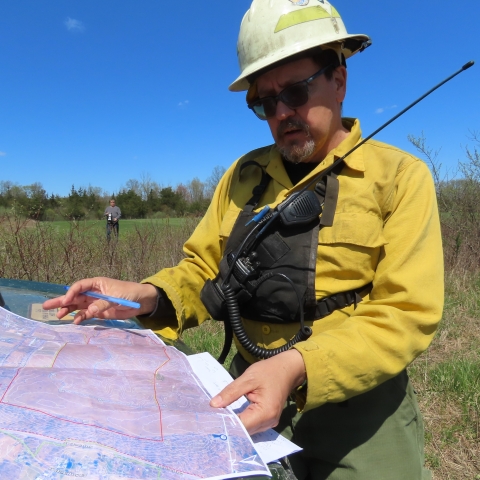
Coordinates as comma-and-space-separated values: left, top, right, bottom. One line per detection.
104, 198, 121, 240
44, 1, 443, 478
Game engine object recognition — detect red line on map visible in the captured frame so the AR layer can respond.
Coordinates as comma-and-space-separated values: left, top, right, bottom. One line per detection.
153, 347, 172, 439
1, 401, 165, 442
0, 353, 173, 444
0, 368, 20, 403
51, 343, 67, 367
0, 344, 207, 477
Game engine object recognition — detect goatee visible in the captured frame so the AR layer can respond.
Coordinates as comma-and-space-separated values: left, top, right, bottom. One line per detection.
276, 119, 315, 164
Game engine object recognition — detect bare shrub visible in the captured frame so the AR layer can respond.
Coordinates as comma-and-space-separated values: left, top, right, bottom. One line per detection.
0, 215, 199, 284
409, 132, 480, 272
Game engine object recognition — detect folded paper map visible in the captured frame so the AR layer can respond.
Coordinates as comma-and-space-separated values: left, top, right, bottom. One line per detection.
0, 306, 270, 480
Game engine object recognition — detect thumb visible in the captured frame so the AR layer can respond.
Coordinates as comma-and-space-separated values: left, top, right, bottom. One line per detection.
237, 403, 272, 435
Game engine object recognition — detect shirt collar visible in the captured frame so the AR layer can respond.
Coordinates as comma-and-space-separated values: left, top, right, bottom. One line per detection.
331, 118, 365, 173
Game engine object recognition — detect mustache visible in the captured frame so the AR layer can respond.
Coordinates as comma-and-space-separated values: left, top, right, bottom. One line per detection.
277, 119, 310, 138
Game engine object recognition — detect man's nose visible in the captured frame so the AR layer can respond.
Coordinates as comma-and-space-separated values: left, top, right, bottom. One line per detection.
274, 101, 296, 120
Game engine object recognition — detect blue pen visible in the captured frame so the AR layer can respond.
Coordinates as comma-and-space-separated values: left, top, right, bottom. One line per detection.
64, 286, 141, 309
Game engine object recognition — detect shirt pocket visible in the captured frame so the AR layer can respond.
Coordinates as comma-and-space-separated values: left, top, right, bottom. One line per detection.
320, 212, 387, 248
317, 212, 387, 284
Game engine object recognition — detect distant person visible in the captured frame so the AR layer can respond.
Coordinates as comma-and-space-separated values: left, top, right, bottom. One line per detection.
104, 199, 121, 240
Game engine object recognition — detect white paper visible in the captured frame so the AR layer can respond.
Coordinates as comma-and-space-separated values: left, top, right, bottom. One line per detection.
188, 352, 302, 464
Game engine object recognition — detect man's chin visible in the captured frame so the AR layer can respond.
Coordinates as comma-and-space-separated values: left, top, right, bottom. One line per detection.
277, 139, 316, 164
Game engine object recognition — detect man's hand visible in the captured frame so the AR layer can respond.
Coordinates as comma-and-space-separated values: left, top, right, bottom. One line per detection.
210, 349, 306, 435
42, 277, 158, 324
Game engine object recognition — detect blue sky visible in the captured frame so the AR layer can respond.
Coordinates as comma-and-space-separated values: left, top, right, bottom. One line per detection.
0, 0, 478, 197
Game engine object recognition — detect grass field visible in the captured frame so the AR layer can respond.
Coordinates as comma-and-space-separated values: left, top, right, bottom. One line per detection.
48, 217, 188, 234
407, 272, 480, 478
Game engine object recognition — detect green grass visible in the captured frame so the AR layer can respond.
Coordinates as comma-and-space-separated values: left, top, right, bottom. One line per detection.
429, 358, 480, 408
49, 218, 188, 234
182, 320, 237, 369
408, 270, 480, 478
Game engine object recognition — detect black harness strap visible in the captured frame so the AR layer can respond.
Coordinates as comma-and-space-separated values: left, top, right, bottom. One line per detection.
240, 161, 272, 211
314, 284, 372, 319
218, 161, 272, 363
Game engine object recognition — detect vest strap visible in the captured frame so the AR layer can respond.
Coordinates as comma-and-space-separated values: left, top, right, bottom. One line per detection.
314, 283, 372, 319
240, 161, 272, 211
319, 159, 344, 227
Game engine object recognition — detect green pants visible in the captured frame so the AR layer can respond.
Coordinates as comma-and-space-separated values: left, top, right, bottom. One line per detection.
230, 354, 431, 480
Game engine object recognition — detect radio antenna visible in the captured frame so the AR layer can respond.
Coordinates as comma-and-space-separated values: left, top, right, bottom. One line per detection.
303, 60, 475, 186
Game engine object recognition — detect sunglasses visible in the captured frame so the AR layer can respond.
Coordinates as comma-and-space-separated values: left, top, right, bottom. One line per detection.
248, 64, 333, 120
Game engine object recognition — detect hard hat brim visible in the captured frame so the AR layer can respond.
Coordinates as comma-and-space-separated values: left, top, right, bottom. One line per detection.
229, 34, 371, 92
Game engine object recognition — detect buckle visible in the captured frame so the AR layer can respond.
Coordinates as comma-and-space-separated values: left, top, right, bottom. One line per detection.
316, 300, 331, 318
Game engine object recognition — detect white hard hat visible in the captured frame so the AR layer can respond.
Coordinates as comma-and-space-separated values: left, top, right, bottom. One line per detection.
229, 0, 371, 92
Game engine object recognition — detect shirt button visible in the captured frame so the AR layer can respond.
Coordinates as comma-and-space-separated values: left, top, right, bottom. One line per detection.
262, 325, 271, 335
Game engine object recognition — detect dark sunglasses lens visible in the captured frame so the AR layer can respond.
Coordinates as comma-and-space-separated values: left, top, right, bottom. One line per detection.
251, 81, 309, 119
261, 98, 278, 118
252, 103, 267, 120
252, 99, 277, 120
282, 83, 309, 108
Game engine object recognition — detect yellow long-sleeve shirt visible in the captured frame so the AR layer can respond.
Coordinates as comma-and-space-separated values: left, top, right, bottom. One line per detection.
142, 118, 444, 412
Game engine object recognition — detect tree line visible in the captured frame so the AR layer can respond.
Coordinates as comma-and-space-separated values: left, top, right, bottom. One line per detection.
0, 166, 226, 221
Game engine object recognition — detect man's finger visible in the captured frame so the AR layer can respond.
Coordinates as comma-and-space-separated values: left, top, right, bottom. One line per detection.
62, 279, 97, 305
42, 297, 65, 310
210, 377, 251, 408
55, 305, 78, 320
